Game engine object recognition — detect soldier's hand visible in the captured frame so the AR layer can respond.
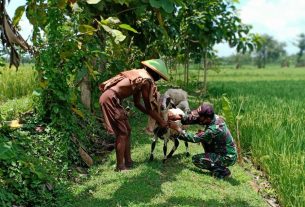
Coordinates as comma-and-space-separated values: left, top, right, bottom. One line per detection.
196, 129, 205, 137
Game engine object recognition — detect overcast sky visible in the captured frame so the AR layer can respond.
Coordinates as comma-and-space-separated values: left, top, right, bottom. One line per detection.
7, 0, 305, 56
215, 0, 305, 56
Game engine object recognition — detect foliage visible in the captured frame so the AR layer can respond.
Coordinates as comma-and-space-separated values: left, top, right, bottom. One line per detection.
295, 33, 305, 66
0, 96, 33, 120
254, 34, 286, 68
219, 53, 299, 69
219, 53, 253, 69
174, 0, 260, 87
0, 115, 71, 206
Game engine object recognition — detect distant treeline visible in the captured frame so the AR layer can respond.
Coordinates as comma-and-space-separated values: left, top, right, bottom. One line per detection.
218, 53, 300, 69
218, 33, 305, 69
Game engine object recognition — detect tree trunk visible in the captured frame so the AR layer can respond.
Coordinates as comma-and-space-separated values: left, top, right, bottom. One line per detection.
186, 57, 189, 86
80, 74, 91, 110
203, 50, 208, 94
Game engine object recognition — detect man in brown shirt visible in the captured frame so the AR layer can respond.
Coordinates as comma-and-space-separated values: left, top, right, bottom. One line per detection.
99, 59, 169, 171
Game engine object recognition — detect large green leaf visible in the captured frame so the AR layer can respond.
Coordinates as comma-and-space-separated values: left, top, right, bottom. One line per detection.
221, 95, 235, 129
0, 141, 16, 160
112, 29, 126, 44
102, 25, 126, 44
12, 6, 25, 27
79, 24, 97, 35
86, 0, 102, 4
58, 0, 68, 9
149, 0, 162, 9
149, 0, 174, 13
105, 17, 120, 24
119, 24, 138, 33
161, 0, 174, 13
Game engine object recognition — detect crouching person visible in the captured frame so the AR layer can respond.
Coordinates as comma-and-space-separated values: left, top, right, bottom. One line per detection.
169, 102, 237, 179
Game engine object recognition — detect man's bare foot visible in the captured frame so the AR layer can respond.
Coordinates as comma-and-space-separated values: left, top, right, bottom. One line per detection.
125, 161, 133, 168
114, 166, 130, 172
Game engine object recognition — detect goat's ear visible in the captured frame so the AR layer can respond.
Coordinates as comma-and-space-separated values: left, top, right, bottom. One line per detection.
169, 99, 176, 108
165, 97, 172, 107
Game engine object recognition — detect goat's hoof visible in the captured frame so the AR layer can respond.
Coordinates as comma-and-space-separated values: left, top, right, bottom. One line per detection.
186, 152, 191, 157
149, 155, 154, 161
162, 159, 167, 163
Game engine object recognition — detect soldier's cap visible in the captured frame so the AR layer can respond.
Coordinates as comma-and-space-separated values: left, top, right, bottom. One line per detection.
192, 102, 214, 118
141, 59, 169, 81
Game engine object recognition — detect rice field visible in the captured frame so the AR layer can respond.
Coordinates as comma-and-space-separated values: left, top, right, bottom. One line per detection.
0, 64, 37, 103
174, 66, 305, 207
0, 64, 37, 120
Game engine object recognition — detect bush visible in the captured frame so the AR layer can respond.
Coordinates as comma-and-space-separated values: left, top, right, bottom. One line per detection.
0, 115, 71, 206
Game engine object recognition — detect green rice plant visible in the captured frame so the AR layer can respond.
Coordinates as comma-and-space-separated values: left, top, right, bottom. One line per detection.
0, 64, 37, 102
172, 66, 305, 207
200, 68, 305, 207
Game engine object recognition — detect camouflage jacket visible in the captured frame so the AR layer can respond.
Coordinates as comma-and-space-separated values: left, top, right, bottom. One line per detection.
180, 115, 237, 156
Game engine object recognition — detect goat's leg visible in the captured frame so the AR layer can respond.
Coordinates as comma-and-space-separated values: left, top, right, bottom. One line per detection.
149, 135, 158, 161
184, 141, 190, 157
167, 138, 180, 159
162, 138, 169, 163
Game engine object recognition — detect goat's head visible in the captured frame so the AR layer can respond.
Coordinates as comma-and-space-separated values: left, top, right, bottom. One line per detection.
160, 95, 176, 111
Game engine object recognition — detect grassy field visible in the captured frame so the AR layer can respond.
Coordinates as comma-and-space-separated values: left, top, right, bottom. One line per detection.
178, 66, 305, 207
0, 64, 37, 102
2, 65, 304, 206
0, 64, 36, 120
68, 115, 268, 207
69, 66, 305, 207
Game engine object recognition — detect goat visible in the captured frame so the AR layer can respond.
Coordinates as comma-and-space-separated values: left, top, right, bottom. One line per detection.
149, 96, 190, 162
145, 88, 190, 134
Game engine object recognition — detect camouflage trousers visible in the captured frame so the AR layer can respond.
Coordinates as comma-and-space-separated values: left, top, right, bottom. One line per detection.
192, 153, 237, 178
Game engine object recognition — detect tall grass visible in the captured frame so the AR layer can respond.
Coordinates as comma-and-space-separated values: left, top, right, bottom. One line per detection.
0, 64, 37, 102
173, 67, 305, 207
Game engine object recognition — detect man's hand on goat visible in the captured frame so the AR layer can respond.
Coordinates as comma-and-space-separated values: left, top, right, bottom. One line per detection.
159, 120, 168, 128
168, 121, 183, 133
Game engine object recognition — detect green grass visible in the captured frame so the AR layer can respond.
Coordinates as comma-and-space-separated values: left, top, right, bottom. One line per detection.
2, 64, 304, 206
66, 66, 305, 207
68, 115, 268, 207
173, 67, 305, 207
0, 64, 37, 103
0, 96, 33, 120
0, 64, 37, 121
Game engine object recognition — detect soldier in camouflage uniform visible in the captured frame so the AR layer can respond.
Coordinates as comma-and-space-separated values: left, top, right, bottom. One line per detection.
169, 102, 237, 178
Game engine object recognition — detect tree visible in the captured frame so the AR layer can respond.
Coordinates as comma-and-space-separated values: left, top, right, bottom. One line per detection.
295, 33, 305, 67
255, 34, 286, 68
220, 53, 253, 69
176, 0, 259, 91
